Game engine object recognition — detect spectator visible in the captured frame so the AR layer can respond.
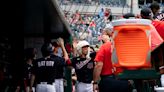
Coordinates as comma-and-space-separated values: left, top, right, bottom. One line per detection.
149, 1, 160, 18
98, 8, 104, 18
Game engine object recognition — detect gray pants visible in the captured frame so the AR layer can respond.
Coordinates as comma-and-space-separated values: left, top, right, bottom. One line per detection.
76, 82, 93, 92
55, 79, 64, 92
36, 82, 56, 92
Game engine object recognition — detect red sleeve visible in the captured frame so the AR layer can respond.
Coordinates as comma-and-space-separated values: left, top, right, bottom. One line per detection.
152, 21, 164, 40
94, 45, 105, 62
150, 24, 163, 51
66, 58, 72, 66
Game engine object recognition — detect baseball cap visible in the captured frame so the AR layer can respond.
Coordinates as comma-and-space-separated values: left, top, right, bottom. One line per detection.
140, 8, 152, 18
123, 13, 135, 19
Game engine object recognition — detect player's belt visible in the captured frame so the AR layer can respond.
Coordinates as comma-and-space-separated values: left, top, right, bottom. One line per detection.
79, 81, 92, 84
38, 81, 54, 85
100, 74, 115, 78
79, 80, 92, 84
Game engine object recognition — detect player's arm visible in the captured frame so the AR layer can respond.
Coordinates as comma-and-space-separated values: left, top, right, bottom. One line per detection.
93, 62, 103, 83
58, 38, 69, 61
93, 61, 103, 92
15, 86, 20, 92
72, 40, 78, 57
72, 68, 77, 81
29, 74, 35, 92
150, 24, 163, 51
93, 45, 105, 91
66, 58, 75, 69
93, 45, 104, 83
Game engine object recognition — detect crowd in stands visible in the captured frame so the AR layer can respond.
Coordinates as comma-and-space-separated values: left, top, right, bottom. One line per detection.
58, 0, 129, 7
139, 3, 164, 8
64, 8, 114, 45
63, 1, 164, 46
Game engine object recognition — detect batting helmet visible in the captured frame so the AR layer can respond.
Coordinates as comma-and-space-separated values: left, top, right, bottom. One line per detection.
76, 40, 90, 58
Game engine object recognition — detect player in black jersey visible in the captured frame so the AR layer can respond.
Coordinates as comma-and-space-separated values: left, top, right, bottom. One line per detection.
15, 48, 36, 92
30, 43, 58, 92
51, 38, 70, 92
71, 40, 95, 92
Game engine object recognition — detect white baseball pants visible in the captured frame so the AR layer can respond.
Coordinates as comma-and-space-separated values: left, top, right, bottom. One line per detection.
36, 82, 56, 92
76, 82, 93, 92
55, 79, 64, 92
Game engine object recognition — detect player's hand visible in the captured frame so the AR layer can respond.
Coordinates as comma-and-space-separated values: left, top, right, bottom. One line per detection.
93, 84, 99, 92
72, 39, 78, 49
15, 86, 20, 92
29, 87, 33, 92
57, 38, 64, 47
160, 68, 164, 74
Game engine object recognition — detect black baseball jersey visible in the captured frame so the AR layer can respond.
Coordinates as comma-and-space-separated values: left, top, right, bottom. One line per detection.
50, 55, 66, 79
71, 57, 95, 83
32, 57, 58, 83
154, 13, 164, 21
23, 63, 33, 86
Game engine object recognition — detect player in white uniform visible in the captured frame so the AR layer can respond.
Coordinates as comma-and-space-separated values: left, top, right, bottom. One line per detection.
71, 40, 95, 92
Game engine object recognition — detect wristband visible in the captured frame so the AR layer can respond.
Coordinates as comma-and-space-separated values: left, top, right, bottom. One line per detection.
93, 81, 98, 84
159, 66, 164, 70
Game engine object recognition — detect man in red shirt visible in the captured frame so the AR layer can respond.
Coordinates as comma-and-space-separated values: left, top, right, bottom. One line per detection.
93, 32, 129, 92
141, 7, 164, 40
140, 8, 163, 50
141, 8, 164, 90
140, 8, 164, 40
152, 20, 164, 40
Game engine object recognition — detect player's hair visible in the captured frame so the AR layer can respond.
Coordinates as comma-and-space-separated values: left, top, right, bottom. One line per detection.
150, 1, 160, 10
51, 39, 60, 47
123, 13, 135, 19
41, 43, 54, 57
24, 48, 37, 60
90, 46, 95, 52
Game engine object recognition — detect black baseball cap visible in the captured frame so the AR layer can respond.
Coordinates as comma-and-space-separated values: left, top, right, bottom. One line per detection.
123, 13, 135, 19
140, 8, 152, 19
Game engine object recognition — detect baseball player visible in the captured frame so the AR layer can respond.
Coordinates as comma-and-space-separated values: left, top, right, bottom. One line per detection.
71, 40, 95, 92
15, 48, 36, 92
51, 38, 70, 92
30, 43, 59, 92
